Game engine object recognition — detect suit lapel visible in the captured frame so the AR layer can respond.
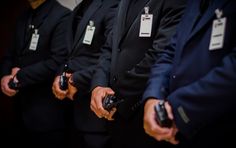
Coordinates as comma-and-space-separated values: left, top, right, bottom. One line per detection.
115, 0, 129, 47
67, 15, 74, 53
118, 0, 150, 45
19, 0, 54, 54
18, 14, 29, 55
181, 1, 200, 44
186, 0, 229, 43
73, 0, 102, 48
68, 5, 82, 52
33, 0, 54, 30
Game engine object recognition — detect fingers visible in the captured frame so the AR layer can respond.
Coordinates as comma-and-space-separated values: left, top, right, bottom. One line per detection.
11, 67, 20, 76
166, 136, 179, 145
90, 103, 103, 118
1, 75, 17, 97
2, 86, 17, 96
144, 99, 168, 139
144, 115, 170, 141
66, 82, 77, 100
52, 76, 67, 100
66, 73, 72, 78
106, 88, 115, 95
90, 86, 114, 118
90, 87, 104, 118
144, 99, 178, 142
105, 107, 117, 121
170, 138, 179, 145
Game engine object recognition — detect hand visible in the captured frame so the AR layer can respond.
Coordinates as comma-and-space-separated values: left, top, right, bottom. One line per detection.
66, 75, 77, 100
90, 86, 115, 119
143, 99, 179, 145
164, 101, 179, 144
1, 75, 18, 97
11, 67, 20, 76
104, 107, 117, 121
52, 76, 67, 100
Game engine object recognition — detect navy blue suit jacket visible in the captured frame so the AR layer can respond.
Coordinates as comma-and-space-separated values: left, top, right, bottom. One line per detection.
143, 0, 236, 146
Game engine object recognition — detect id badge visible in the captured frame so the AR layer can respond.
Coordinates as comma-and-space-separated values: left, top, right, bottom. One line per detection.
209, 18, 226, 50
209, 9, 226, 50
29, 29, 39, 51
83, 21, 95, 45
139, 14, 153, 37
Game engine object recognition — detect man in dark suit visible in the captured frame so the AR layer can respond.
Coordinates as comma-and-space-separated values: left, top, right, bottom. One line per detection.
0, 0, 71, 147
90, 0, 186, 147
143, 0, 236, 147
52, 0, 120, 147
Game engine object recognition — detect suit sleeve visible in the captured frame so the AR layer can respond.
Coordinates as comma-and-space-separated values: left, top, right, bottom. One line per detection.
71, 2, 119, 92
127, 0, 185, 79
167, 46, 236, 138
142, 33, 176, 101
16, 12, 71, 88
90, 30, 113, 91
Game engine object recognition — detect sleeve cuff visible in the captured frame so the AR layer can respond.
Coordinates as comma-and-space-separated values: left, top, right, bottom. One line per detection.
168, 95, 201, 139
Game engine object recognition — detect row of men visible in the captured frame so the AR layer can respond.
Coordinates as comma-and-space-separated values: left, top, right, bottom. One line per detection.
1, 0, 236, 148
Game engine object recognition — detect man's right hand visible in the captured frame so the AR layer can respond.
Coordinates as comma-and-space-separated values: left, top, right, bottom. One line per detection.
1, 75, 18, 97
90, 86, 115, 119
143, 98, 179, 145
52, 76, 67, 100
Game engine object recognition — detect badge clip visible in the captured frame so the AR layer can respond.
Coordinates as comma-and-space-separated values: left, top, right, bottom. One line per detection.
34, 29, 38, 35
144, 7, 149, 17
89, 20, 94, 28
215, 9, 223, 20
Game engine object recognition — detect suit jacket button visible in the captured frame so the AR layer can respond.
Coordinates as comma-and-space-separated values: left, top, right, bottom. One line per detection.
172, 75, 176, 79
117, 48, 121, 52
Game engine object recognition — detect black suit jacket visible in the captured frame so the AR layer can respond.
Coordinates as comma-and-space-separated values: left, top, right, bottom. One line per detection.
91, 0, 186, 119
0, 0, 71, 131
61, 0, 120, 132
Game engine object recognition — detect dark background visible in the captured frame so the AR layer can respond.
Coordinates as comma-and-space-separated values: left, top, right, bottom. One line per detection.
0, 0, 29, 142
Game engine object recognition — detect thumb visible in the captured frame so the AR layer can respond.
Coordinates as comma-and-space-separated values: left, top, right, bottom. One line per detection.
105, 88, 115, 95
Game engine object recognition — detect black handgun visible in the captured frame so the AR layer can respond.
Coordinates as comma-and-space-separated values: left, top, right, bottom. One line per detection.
102, 95, 123, 111
59, 64, 69, 90
154, 100, 172, 128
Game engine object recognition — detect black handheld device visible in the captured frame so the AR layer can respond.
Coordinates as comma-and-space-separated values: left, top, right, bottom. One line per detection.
59, 64, 69, 90
8, 78, 20, 90
102, 95, 123, 111
154, 100, 172, 128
